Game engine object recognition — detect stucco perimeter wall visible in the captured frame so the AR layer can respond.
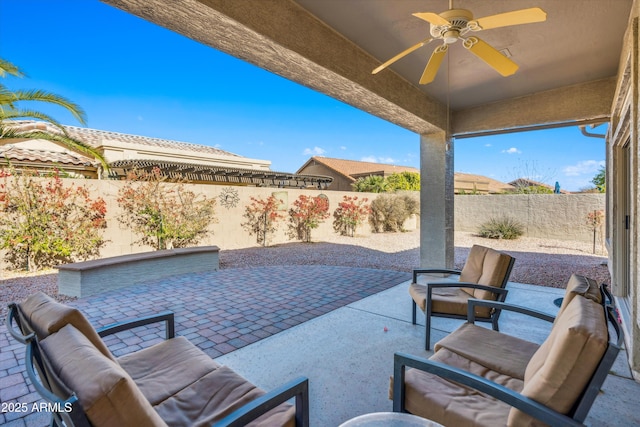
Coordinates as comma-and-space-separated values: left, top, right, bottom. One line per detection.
0, 178, 605, 273
454, 194, 606, 243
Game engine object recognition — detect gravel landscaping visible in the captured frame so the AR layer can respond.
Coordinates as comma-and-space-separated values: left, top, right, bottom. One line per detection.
0, 231, 609, 324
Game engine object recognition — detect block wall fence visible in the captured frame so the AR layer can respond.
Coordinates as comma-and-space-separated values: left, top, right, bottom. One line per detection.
0, 178, 605, 270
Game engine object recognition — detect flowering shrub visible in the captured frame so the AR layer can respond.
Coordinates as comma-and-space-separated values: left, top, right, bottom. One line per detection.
333, 195, 371, 237
117, 168, 216, 250
288, 195, 330, 243
0, 168, 107, 271
242, 195, 285, 246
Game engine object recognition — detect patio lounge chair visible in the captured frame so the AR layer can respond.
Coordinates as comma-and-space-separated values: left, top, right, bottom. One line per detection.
410, 244, 515, 349
7, 292, 309, 427
392, 274, 622, 427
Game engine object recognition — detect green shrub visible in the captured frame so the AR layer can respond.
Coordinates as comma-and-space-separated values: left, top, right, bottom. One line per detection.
477, 217, 524, 240
369, 193, 418, 233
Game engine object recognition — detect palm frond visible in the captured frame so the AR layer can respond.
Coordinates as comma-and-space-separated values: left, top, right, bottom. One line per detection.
0, 58, 25, 78
0, 109, 70, 135
8, 89, 86, 124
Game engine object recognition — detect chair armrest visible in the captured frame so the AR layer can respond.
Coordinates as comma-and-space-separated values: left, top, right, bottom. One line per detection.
213, 377, 310, 427
97, 311, 175, 340
467, 300, 556, 324
393, 352, 582, 427
6, 303, 35, 344
413, 268, 461, 283
427, 281, 509, 297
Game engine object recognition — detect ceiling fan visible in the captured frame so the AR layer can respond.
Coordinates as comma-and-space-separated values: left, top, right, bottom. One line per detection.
372, 1, 547, 84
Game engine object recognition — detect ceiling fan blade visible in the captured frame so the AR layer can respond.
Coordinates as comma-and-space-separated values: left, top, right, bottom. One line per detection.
471, 7, 546, 30
372, 37, 433, 74
412, 12, 450, 26
419, 45, 448, 85
463, 37, 518, 76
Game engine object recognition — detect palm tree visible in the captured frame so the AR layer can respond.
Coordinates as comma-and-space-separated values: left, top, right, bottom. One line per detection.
0, 58, 108, 169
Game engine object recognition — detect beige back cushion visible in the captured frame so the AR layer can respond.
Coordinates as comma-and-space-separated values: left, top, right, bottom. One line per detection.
555, 274, 602, 323
459, 245, 513, 299
40, 324, 167, 427
509, 296, 608, 426
19, 292, 116, 362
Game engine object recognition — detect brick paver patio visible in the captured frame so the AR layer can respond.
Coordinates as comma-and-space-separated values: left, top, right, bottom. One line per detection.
0, 265, 408, 426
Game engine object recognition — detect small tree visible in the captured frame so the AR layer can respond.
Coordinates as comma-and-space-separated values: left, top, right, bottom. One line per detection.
591, 166, 606, 193
386, 172, 420, 191
586, 210, 605, 254
117, 168, 216, 250
288, 195, 330, 242
0, 168, 107, 271
242, 195, 285, 247
333, 195, 371, 237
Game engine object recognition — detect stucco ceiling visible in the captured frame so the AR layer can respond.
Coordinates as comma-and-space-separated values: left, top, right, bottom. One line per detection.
294, 0, 632, 110
102, 0, 634, 136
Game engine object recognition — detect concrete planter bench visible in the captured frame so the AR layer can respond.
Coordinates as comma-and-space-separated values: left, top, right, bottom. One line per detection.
56, 246, 220, 297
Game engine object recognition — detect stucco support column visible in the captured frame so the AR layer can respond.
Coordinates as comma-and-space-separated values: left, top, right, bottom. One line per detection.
420, 131, 454, 268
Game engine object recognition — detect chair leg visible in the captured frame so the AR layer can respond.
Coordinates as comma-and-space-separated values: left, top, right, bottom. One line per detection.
411, 300, 417, 325
425, 310, 432, 351
492, 314, 500, 332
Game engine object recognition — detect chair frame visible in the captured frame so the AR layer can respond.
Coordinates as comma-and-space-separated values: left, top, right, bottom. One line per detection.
394, 285, 623, 426
412, 256, 515, 350
6, 303, 310, 427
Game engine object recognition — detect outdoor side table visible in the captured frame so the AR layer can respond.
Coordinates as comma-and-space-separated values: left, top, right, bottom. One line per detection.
339, 412, 444, 427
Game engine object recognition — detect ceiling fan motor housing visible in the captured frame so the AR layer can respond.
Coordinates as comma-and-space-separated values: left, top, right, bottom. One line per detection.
430, 8, 473, 42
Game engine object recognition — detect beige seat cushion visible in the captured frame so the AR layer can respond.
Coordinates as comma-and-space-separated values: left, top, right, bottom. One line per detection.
509, 296, 608, 426
399, 348, 523, 427
118, 336, 220, 405
435, 322, 540, 380
40, 324, 167, 427
154, 365, 295, 427
19, 292, 115, 362
409, 282, 492, 318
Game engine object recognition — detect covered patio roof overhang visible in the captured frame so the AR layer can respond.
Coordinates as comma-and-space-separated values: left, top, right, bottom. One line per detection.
109, 159, 334, 189
102, 0, 632, 266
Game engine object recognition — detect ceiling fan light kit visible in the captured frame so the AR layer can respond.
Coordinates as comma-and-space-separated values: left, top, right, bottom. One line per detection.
372, 5, 547, 84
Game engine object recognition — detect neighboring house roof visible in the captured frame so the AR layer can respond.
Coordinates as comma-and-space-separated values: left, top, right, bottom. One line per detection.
0, 144, 94, 166
7, 120, 241, 159
297, 156, 418, 182
1, 121, 332, 188
455, 172, 516, 194
509, 178, 571, 194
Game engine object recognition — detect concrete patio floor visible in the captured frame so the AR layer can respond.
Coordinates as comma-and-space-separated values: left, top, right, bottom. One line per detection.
217, 279, 640, 427
1, 267, 638, 426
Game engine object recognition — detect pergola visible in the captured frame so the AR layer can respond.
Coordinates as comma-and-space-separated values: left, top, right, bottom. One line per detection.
109, 159, 333, 189
102, 0, 640, 379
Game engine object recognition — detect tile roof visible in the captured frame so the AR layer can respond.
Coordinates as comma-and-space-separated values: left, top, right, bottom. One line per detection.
455, 172, 516, 193
6, 120, 241, 158
300, 156, 419, 181
0, 144, 95, 166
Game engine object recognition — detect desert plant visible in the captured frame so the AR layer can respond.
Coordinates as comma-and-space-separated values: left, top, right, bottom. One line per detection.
477, 216, 524, 240
352, 175, 389, 193
369, 193, 418, 233
288, 194, 330, 242
242, 195, 285, 246
333, 195, 371, 237
0, 168, 107, 271
117, 167, 216, 250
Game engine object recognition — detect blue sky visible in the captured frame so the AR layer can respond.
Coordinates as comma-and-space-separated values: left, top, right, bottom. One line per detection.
1, 0, 605, 191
